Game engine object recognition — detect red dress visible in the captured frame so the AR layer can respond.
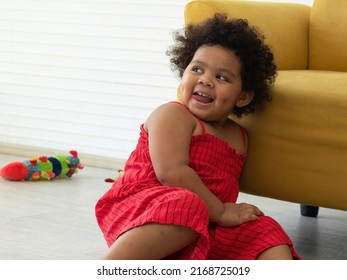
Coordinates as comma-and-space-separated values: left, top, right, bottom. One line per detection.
95, 103, 300, 260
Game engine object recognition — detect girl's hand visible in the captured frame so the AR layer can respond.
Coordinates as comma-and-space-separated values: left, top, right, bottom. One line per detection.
217, 202, 264, 227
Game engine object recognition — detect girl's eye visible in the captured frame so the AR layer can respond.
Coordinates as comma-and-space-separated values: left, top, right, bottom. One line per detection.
216, 74, 229, 82
192, 67, 203, 73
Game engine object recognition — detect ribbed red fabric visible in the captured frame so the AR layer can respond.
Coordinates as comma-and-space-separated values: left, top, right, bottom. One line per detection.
95, 103, 300, 260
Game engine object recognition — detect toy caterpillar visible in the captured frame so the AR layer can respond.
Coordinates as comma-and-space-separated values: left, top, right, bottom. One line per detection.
0, 150, 83, 181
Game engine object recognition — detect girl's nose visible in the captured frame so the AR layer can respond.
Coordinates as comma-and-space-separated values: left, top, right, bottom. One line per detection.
198, 75, 213, 87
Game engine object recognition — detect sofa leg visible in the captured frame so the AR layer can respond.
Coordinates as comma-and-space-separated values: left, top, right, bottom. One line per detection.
300, 204, 319, 217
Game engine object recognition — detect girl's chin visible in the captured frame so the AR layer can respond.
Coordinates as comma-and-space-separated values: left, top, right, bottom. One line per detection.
188, 102, 213, 120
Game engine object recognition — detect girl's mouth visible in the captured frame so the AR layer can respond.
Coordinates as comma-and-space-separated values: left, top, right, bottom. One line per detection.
193, 92, 214, 104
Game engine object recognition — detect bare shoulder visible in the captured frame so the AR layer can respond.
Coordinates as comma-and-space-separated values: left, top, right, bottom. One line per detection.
148, 102, 188, 117
144, 102, 196, 133
143, 103, 198, 170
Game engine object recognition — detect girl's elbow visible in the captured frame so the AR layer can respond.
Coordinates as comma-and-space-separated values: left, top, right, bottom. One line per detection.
155, 168, 181, 187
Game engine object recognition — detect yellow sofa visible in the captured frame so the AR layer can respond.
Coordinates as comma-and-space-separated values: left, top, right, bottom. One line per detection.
184, 0, 347, 216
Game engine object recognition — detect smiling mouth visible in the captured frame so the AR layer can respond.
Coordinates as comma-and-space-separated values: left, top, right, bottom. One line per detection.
193, 92, 214, 104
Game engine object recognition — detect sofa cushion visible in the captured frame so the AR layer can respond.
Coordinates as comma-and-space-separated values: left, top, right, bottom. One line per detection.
309, 0, 347, 71
236, 70, 347, 210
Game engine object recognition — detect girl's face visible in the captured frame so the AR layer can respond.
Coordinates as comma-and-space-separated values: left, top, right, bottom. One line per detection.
180, 44, 253, 125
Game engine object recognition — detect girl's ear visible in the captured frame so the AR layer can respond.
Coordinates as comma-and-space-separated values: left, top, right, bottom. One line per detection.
236, 90, 254, 108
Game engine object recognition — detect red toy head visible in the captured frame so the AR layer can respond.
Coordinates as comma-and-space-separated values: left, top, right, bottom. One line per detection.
0, 162, 29, 181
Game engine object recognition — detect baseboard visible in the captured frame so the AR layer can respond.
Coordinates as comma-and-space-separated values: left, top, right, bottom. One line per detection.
0, 142, 125, 170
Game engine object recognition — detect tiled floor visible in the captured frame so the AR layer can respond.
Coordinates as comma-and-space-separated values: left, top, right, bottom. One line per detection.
0, 153, 346, 260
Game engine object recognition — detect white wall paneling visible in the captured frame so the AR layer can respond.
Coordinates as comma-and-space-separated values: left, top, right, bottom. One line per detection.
0, 0, 188, 167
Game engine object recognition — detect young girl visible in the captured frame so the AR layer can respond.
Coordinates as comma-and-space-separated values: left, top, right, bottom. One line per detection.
95, 14, 300, 260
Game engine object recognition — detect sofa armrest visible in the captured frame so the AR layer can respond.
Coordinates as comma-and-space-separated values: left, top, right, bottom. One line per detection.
236, 70, 347, 211
184, 0, 311, 70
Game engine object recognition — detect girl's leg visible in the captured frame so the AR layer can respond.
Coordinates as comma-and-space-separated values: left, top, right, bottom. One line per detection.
257, 244, 293, 260
101, 223, 198, 260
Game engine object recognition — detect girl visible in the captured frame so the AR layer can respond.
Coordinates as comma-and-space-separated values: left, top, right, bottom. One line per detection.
95, 14, 300, 260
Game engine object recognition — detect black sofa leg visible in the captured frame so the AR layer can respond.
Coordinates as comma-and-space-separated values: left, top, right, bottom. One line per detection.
300, 204, 319, 217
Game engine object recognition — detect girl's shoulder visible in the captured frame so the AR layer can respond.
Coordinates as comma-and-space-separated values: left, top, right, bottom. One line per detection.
144, 102, 197, 133
149, 102, 194, 121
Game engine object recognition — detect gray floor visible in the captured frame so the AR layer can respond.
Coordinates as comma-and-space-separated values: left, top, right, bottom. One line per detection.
0, 153, 346, 260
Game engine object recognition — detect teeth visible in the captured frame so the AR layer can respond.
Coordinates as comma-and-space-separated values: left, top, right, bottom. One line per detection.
196, 92, 211, 98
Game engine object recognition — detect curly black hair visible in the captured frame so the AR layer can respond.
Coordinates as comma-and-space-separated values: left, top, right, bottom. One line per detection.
167, 14, 277, 117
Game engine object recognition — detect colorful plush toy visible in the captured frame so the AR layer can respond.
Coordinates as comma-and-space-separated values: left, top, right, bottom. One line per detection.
0, 150, 83, 181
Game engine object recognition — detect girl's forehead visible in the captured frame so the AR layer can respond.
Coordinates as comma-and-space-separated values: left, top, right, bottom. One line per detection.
192, 45, 241, 74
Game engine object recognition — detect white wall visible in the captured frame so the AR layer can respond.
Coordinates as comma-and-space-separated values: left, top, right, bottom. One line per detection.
0, 0, 314, 168
0, 0, 187, 167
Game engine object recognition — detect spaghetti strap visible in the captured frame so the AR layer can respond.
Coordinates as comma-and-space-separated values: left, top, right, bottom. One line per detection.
239, 125, 247, 147
195, 117, 206, 135
169, 101, 206, 135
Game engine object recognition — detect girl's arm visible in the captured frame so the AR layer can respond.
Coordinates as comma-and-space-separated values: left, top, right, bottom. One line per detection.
145, 103, 262, 226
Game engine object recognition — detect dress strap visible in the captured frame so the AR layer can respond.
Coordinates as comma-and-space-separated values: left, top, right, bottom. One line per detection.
239, 125, 247, 147
195, 116, 206, 135
169, 101, 206, 135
